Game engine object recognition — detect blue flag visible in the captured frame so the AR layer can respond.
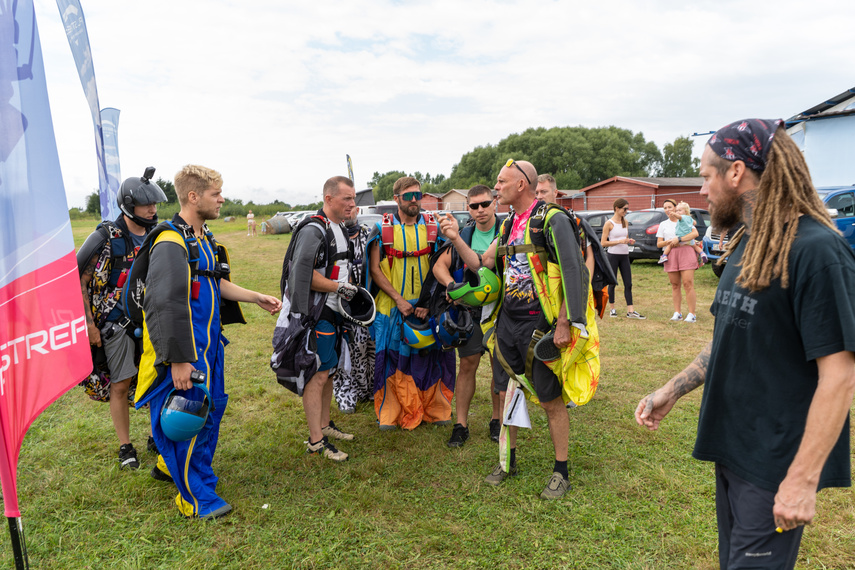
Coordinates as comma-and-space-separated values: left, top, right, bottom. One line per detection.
56, 0, 120, 221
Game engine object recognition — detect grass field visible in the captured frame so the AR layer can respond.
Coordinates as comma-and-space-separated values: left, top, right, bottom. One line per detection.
1, 216, 852, 569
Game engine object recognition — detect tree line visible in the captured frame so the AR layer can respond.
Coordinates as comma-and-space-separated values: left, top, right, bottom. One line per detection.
370, 126, 699, 201
77, 125, 699, 216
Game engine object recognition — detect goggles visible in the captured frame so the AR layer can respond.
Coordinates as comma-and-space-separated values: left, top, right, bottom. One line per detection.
396, 191, 422, 202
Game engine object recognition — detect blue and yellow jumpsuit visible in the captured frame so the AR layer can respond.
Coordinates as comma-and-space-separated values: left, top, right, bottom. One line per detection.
135, 216, 230, 518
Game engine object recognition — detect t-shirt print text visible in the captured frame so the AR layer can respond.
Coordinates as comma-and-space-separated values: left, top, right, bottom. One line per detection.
715, 288, 758, 330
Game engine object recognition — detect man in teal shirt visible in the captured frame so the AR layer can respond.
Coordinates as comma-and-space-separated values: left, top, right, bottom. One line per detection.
433, 185, 502, 447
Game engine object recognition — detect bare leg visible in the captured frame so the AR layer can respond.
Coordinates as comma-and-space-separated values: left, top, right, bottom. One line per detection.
682, 270, 696, 315
541, 395, 569, 462
303, 369, 331, 442
668, 271, 682, 314
455, 354, 480, 427
109, 379, 132, 445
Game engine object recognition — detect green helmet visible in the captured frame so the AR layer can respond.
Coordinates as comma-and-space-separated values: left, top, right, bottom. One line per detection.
447, 267, 501, 307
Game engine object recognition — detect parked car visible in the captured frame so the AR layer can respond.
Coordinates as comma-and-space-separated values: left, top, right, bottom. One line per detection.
701, 223, 744, 278
574, 210, 614, 241
357, 213, 383, 229
625, 207, 710, 260
816, 185, 855, 250
702, 186, 855, 279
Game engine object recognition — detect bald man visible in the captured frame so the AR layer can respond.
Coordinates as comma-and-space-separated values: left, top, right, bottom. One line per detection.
440, 159, 596, 499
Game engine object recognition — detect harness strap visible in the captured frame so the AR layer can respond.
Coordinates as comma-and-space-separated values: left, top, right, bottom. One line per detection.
524, 329, 545, 381
496, 243, 541, 257
383, 245, 433, 259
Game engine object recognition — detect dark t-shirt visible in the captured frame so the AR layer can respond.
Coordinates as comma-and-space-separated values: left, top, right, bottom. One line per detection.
694, 216, 855, 492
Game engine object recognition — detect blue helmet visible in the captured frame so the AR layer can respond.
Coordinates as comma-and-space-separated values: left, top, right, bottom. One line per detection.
401, 315, 437, 349
434, 307, 474, 348
160, 383, 213, 442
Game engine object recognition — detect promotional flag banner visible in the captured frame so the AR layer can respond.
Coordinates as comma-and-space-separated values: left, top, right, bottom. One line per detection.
0, 0, 93, 519
100, 107, 121, 194
56, 0, 120, 221
347, 154, 354, 182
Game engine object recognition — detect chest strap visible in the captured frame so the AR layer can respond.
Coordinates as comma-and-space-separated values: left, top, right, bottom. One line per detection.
496, 243, 542, 257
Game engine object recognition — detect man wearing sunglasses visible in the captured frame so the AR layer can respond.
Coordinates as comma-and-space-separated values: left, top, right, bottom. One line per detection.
440, 159, 596, 499
368, 176, 455, 430
431, 185, 503, 448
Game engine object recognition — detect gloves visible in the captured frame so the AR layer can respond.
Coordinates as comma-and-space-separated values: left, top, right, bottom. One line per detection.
337, 282, 358, 301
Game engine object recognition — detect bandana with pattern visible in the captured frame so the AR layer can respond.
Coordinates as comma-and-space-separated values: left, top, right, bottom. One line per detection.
707, 118, 783, 171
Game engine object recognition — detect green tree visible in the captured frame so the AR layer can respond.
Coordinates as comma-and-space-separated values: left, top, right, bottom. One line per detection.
369, 170, 408, 201
659, 136, 700, 177
155, 177, 178, 204
85, 191, 100, 215
439, 126, 663, 193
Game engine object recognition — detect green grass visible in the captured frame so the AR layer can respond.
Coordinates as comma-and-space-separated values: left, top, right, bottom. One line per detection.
1, 216, 852, 569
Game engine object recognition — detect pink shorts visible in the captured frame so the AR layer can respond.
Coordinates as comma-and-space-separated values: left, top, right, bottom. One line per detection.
664, 245, 698, 272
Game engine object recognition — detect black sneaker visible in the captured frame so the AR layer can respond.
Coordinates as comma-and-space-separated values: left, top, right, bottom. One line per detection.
447, 423, 470, 448
489, 419, 501, 443
150, 465, 173, 483
118, 444, 140, 470
147, 436, 158, 454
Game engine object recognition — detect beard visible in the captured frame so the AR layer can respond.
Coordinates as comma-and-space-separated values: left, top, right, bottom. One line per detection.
710, 187, 743, 233
401, 203, 421, 218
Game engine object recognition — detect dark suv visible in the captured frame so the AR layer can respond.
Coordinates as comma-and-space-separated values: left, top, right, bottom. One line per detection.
626, 208, 710, 260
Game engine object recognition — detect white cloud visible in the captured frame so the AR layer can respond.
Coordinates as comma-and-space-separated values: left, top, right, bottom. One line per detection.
30, 0, 855, 208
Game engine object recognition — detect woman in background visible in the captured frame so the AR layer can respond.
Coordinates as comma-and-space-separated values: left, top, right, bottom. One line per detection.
601, 198, 645, 319
656, 199, 699, 322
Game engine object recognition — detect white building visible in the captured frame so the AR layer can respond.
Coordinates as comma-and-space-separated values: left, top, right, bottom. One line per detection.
786, 87, 855, 187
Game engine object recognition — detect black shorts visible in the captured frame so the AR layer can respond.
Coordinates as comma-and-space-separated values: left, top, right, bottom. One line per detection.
491, 311, 562, 402
457, 311, 485, 358
715, 463, 804, 569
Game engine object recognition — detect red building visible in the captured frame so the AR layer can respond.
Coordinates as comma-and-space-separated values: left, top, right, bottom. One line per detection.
559, 177, 705, 212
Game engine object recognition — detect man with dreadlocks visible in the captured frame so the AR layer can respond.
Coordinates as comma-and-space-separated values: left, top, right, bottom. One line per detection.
635, 119, 855, 569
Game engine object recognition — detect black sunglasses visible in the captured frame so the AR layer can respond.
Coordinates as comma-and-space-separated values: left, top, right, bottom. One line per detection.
468, 200, 493, 210
505, 158, 531, 185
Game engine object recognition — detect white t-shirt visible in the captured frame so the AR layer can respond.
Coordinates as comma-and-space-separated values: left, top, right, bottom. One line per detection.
324, 223, 350, 312
656, 218, 678, 241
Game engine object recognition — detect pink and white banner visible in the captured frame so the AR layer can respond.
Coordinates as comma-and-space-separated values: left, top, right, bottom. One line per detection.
0, 0, 92, 517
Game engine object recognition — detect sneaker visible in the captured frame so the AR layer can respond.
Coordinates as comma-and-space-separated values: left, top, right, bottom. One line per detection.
150, 465, 173, 483
533, 329, 561, 363
626, 311, 646, 320
306, 436, 349, 462
484, 463, 518, 486
609, 309, 617, 317
489, 419, 501, 443
322, 420, 354, 441
701, 253, 709, 264
540, 471, 572, 499
147, 435, 158, 454
118, 444, 140, 470
447, 423, 470, 448
684, 313, 697, 323
669, 312, 682, 321
657, 254, 668, 264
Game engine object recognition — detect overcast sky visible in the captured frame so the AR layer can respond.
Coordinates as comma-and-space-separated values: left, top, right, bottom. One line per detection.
33, 0, 855, 209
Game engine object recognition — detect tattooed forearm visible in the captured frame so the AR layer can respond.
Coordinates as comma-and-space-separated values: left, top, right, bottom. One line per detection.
80, 254, 98, 325
81, 255, 97, 280
670, 342, 711, 398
